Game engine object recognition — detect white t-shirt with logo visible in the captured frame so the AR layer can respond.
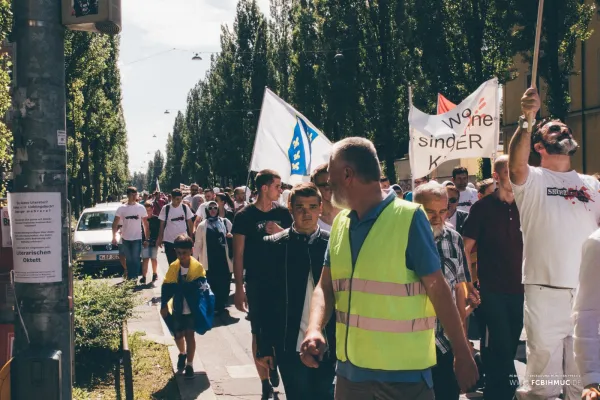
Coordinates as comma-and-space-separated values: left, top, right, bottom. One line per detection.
158, 203, 193, 244
115, 204, 147, 241
457, 187, 479, 213
512, 166, 600, 288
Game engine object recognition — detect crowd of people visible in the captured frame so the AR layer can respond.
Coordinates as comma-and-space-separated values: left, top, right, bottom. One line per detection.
110, 86, 600, 400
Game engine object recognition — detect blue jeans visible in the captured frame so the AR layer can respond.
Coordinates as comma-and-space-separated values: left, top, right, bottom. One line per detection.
121, 239, 142, 279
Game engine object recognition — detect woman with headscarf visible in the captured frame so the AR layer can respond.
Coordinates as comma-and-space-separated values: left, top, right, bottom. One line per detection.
193, 201, 233, 315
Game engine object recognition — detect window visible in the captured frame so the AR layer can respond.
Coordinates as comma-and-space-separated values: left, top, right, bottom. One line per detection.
77, 211, 116, 231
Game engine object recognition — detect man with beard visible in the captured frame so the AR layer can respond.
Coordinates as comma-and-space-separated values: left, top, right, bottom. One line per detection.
300, 137, 478, 400
452, 167, 479, 213
463, 155, 524, 400
233, 187, 248, 213
509, 88, 600, 399
414, 181, 469, 400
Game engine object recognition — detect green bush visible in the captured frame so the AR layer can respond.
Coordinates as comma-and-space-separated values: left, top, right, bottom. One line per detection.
74, 277, 139, 353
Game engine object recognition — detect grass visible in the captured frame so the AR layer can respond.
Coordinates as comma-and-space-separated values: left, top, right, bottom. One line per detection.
73, 332, 180, 400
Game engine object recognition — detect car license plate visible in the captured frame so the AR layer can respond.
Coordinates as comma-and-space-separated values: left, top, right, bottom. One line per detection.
97, 254, 119, 261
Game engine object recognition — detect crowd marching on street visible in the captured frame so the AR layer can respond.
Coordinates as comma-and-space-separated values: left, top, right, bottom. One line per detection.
109, 86, 600, 400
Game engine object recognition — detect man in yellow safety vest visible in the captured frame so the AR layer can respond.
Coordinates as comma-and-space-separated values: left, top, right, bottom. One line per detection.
300, 137, 478, 399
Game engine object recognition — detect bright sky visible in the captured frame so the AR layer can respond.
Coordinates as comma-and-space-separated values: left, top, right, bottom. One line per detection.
120, 0, 270, 175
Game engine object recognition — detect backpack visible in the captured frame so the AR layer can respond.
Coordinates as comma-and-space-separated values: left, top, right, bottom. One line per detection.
164, 204, 191, 237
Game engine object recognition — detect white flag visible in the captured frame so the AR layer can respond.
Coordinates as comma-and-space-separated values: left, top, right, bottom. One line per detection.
409, 78, 500, 179
156, 178, 161, 193
250, 88, 333, 184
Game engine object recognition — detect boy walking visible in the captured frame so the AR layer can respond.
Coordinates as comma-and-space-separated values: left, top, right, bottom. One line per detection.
161, 234, 210, 379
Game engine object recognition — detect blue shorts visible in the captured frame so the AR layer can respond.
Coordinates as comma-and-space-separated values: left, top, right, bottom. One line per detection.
141, 246, 158, 260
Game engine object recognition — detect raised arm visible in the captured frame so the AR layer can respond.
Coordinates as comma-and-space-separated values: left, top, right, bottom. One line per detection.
509, 87, 541, 185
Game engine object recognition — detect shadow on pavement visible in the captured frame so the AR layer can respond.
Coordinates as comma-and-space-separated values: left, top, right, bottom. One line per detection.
213, 309, 241, 327
175, 372, 212, 400
152, 375, 182, 400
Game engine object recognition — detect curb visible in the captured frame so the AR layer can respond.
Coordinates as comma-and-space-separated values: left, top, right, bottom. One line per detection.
155, 299, 217, 400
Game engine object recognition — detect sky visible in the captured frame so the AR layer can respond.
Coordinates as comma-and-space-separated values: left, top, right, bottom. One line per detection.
120, 0, 270, 175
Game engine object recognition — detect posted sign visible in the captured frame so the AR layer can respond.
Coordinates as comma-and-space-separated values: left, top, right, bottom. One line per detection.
9, 192, 62, 283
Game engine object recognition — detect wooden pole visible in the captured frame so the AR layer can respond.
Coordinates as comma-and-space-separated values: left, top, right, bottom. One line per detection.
528, 0, 545, 132
408, 85, 415, 191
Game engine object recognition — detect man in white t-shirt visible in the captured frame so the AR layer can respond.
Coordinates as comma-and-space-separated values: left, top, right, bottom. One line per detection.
112, 187, 149, 281
183, 184, 200, 210
157, 189, 194, 265
509, 87, 600, 400
233, 187, 248, 213
310, 163, 340, 231
194, 188, 215, 226
452, 167, 478, 213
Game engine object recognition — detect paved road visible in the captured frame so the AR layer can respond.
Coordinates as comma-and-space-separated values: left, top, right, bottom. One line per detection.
120, 250, 527, 399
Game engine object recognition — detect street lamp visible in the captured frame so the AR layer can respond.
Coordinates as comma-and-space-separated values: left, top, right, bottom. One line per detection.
334, 50, 344, 62
152, 134, 157, 138
192, 53, 202, 61
247, 111, 254, 117
164, 110, 170, 114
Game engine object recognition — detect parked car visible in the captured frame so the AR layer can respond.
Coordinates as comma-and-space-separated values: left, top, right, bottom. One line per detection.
73, 202, 122, 269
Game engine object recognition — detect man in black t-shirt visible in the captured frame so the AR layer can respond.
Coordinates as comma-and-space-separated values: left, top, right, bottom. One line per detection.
232, 169, 292, 399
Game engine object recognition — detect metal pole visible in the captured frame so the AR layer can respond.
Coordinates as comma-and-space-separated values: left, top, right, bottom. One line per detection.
12, 0, 72, 398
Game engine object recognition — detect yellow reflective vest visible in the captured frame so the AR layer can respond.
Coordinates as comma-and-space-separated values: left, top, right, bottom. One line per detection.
329, 198, 437, 371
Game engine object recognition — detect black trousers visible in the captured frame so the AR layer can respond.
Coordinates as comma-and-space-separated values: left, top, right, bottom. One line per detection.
432, 348, 459, 400
206, 265, 231, 311
164, 242, 177, 265
276, 350, 335, 400
479, 291, 524, 400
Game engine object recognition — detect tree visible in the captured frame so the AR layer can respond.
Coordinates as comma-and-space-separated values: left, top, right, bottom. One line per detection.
65, 31, 129, 214
131, 171, 147, 192
161, 112, 186, 190
0, 1, 11, 196
511, 0, 595, 120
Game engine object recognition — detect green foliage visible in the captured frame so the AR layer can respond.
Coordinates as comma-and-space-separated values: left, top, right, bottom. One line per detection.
74, 277, 139, 352
66, 32, 129, 214
161, 0, 593, 184
511, 0, 595, 120
0, 0, 11, 196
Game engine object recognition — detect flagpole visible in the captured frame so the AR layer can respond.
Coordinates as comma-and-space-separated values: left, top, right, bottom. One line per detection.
246, 87, 269, 189
408, 85, 415, 192
527, 0, 544, 132
492, 81, 501, 190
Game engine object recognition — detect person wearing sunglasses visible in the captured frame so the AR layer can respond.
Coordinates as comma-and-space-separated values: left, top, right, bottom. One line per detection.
311, 163, 340, 231
511, 88, 600, 400
445, 185, 468, 235
193, 201, 233, 316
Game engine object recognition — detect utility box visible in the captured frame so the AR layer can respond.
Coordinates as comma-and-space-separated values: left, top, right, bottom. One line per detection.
11, 349, 62, 400
61, 0, 121, 35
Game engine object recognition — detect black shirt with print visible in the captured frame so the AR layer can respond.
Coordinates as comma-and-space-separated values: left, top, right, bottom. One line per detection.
232, 202, 292, 282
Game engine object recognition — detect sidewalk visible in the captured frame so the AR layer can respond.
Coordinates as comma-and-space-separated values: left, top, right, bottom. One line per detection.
126, 252, 217, 400
126, 251, 526, 400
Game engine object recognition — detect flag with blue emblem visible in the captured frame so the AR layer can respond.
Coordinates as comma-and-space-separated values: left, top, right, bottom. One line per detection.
250, 88, 332, 184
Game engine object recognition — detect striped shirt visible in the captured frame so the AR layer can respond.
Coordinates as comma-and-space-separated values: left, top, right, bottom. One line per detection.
434, 226, 468, 354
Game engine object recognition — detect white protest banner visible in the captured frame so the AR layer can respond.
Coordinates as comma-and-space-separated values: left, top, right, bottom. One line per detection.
9, 192, 62, 283
250, 88, 333, 184
409, 78, 500, 179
